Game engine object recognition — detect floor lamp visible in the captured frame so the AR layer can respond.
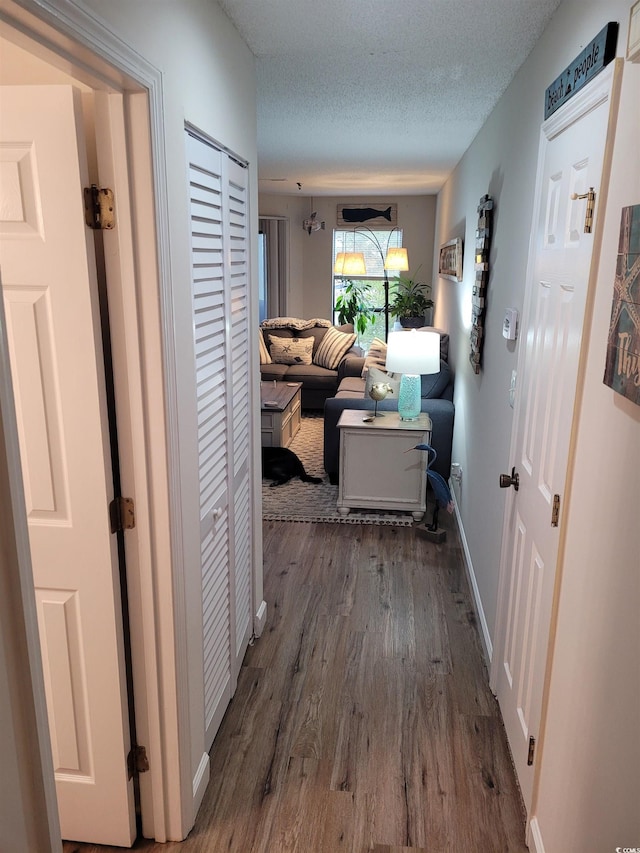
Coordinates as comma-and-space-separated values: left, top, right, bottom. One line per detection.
338, 226, 409, 340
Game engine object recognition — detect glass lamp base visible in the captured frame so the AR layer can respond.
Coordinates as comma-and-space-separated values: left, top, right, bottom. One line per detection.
398, 374, 421, 420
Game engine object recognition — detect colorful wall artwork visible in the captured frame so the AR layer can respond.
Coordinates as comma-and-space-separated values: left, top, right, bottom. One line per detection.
603, 203, 640, 405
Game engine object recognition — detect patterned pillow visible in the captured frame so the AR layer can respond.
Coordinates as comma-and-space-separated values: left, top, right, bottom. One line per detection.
258, 332, 272, 364
268, 335, 313, 365
313, 326, 357, 370
361, 336, 388, 377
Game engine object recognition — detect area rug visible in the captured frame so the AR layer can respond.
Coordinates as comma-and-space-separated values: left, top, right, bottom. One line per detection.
261, 414, 415, 526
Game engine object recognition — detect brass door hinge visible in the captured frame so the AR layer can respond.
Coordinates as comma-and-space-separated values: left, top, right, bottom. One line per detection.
527, 736, 536, 766
570, 187, 596, 233
84, 184, 115, 230
127, 744, 149, 779
109, 496, 135, 533
551, 494, 560, 527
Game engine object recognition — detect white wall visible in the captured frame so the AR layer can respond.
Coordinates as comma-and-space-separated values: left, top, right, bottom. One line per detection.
259, 194, 437, 321
436, 0, 640, 847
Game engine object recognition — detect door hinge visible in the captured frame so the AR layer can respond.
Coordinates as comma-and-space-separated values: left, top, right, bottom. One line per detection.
109, 496, 135, 533
551, 494, 561, 527
527, 736, 536, 766
127, 744, 149, 779
570, 186, 596, 233
84, 184, 115, 230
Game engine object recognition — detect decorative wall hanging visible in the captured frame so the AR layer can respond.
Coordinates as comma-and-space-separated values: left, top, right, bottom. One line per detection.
438, 237, 463, 281
337, 203, 397, 226
603, 203, 640, 406
470, 194, 494, 374
544, 22, 618, 119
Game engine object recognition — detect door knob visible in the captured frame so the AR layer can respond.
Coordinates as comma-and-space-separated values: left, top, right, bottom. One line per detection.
499, 467, 519, 491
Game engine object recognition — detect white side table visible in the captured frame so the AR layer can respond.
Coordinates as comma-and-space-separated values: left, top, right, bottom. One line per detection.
336, 410, 432, 520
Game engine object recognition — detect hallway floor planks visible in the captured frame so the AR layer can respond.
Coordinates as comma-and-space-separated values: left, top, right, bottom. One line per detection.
63, 517, 528, 853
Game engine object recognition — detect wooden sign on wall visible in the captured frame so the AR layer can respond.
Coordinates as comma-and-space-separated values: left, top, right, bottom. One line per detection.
544, 22, 618, 119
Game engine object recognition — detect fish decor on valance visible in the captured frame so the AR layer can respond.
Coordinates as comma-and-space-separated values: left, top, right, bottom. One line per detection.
337, 204, 398, 226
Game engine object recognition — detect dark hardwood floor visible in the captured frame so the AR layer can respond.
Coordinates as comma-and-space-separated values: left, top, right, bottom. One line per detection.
63, 516, 528, 852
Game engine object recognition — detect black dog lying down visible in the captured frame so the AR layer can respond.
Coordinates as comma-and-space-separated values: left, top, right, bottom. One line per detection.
262, 446, 323, 487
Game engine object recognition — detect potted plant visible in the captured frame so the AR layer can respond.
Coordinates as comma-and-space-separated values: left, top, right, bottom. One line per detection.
390, 269, 434, 328
334, 279, 377, 337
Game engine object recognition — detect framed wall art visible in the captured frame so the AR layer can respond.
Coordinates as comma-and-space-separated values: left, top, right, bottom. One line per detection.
438, 237, 463, 281
628, 0, 640, 62
603, 203, 640, 406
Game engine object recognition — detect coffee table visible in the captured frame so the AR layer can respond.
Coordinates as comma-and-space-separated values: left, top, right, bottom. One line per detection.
260, 381, 302, 448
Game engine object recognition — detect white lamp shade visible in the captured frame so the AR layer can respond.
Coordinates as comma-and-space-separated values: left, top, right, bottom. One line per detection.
333, 252, 346, 274
339, 252, 367, 276
384, 247, 409, 271
385, 329, 440, 375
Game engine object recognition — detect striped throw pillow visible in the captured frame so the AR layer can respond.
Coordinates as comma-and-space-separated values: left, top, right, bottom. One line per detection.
313, 326, 357, 370
258, 332, 272, 364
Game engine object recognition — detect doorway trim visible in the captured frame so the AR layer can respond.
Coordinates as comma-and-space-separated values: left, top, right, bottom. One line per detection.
0, 0, 191, 842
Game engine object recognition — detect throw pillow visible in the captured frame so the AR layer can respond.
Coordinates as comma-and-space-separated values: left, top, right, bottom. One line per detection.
361, 336, 388, 377
420, 359, 452, 398
268, 335, 313, 365
258, 332, 271, 365
364, 365, 401, 399
368, 337, 387, 361
313, 326, 357, 370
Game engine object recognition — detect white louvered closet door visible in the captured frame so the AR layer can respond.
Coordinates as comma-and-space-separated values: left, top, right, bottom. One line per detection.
226, 157, 253, 677
186, 130, 253, 751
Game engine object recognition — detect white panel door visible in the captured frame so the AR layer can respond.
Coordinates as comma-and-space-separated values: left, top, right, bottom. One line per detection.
494, 66, 618, 812
0, 86, 136, 845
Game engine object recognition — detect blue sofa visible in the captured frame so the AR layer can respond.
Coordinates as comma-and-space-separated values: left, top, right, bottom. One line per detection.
323, 333, 455, 485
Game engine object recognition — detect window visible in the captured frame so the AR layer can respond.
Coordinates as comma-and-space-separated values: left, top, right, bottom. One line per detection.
333, 228, 403, 351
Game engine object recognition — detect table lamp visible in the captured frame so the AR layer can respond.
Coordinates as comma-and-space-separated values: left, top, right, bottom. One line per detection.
385, 330, 440, 420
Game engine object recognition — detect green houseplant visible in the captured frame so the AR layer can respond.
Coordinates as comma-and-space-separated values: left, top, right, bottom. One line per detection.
334, 279, 377, 337
389, 269, 434, 328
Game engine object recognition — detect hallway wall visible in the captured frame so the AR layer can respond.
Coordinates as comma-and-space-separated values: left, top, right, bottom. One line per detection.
435, 0, 640, 847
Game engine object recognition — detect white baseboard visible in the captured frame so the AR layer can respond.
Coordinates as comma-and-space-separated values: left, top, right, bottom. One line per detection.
192, 751, 210, 816
451, 482, 493, 666
527, 817, 545, 853
254, 599, 267, 637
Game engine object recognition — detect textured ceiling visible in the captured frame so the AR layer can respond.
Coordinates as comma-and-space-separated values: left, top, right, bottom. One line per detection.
218, 0, 564, 196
